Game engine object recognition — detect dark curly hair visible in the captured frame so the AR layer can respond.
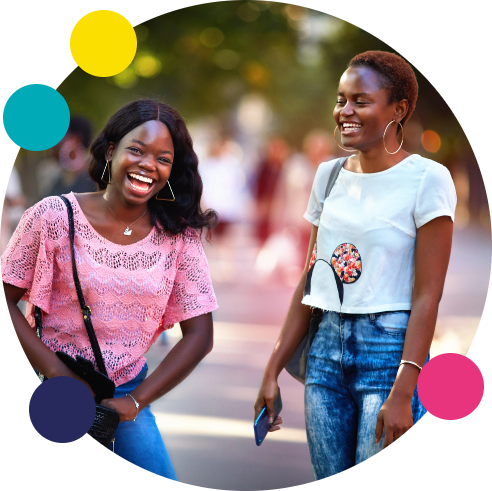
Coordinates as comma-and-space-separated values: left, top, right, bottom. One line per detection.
88, 100, 217, 236
348, 51, 418, 128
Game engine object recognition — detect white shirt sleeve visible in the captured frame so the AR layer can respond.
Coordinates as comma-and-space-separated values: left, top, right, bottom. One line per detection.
414, 163, 457, 228
303, 160, 337, 226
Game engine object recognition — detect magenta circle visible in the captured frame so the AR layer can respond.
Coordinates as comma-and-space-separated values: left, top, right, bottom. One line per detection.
417, 353, 484, 420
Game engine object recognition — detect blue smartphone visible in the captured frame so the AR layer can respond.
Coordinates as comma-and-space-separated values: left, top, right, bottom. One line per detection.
254, 388, 282, 446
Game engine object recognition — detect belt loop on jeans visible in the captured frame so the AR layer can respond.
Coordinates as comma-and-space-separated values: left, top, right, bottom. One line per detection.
369, 313, 376, 321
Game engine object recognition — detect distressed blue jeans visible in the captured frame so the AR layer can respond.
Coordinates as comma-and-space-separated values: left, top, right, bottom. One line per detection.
304, 310, 427, 479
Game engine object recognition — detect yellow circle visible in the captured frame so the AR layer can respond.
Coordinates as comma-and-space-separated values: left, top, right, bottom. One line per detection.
70, 10, 137, 77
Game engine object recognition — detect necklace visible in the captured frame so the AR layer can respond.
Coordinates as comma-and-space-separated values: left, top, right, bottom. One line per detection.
106, 202, 147, 236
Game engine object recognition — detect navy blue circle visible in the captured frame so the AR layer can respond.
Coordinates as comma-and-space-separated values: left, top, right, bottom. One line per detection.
29, 376, 96, 443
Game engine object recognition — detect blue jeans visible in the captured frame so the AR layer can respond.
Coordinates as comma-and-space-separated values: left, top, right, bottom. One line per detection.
304, 310, 427, 479
113, 364, 178, 480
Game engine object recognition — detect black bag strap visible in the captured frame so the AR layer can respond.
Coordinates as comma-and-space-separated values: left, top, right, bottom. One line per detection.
324, 156, 348, 203
303, 156, 348, 298
35, 195, 108, 377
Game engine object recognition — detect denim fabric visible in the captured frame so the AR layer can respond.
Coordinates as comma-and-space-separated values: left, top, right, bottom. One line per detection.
304, 310, 427, 479
113, 363, 178, 480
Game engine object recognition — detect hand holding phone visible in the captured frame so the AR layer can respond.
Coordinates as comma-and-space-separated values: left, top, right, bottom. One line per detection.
254, 388, 282, 446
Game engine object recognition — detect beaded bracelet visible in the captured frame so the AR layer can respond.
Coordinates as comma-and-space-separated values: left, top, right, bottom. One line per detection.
399, 360, 422, 372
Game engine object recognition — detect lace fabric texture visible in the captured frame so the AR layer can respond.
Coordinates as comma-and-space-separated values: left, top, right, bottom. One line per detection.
1, 193, 218, 386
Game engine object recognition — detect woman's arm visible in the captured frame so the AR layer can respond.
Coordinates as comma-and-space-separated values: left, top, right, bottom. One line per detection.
254, 224, 318, 426
101, 312, 213, 422
375, 215, 453, 447
3, 282, 95, 394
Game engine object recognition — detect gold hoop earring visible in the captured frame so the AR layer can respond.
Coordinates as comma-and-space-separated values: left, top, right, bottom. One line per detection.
383, 120, 404, 155
333, 126, 358, 153
101, 160, 111, 184
155, 181, 175, 201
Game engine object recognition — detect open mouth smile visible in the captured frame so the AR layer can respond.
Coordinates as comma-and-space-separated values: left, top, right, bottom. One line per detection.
126, 173, 156, 195
340, 122, 362, 135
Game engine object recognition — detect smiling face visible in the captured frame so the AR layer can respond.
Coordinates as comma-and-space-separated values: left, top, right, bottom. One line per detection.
106, 120, 174, 205
334, 66, 403, 153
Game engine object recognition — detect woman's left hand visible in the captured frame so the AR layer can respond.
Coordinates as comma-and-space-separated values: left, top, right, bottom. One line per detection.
375, 392, 414, 448
100, 396, 139, 422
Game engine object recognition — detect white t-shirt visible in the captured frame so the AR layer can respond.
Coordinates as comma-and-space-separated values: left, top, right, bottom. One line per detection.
301, 154, 457, 314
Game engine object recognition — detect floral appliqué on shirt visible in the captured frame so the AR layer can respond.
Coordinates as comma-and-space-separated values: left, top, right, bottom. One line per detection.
331, 243, 362, 284
304, 242, 361, 306
308, 244, 317, 271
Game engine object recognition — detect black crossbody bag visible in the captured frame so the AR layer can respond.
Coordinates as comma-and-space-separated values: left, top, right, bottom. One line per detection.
285, 157, 347, 383
35, 195, 120, 449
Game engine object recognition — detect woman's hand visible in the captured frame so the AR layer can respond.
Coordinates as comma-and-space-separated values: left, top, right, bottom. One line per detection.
100, 395, 139, 422
254, 376, 284, 432
375, 392, 414, 447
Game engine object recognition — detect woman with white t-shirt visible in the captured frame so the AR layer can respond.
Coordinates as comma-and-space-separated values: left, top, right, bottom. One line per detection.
254, 51, 456, 478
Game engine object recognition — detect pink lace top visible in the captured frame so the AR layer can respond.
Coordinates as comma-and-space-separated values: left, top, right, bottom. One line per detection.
1, 193, 218, 386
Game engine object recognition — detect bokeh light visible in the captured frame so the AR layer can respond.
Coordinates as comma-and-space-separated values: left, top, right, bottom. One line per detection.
421, 129, 441, 153
113, 67, 138, 89
238, 2, 261, 22
200, 27, 225, 48
214, 50, 241, 70
134, 53, 162, 78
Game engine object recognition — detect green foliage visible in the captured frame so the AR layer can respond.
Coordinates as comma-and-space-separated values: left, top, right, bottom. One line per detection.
16, 2, 480, 207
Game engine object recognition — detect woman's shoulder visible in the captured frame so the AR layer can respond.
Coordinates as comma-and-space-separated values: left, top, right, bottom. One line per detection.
406, 154, 452, 179
21, 195, 70, 224
317, 157, 344, 175
2, 196, 70, 259
401, 155, 456, 208
310, 158, 345, 190
407, 156, 455, 198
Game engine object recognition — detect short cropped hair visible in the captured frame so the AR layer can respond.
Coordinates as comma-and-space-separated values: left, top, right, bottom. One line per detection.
348, 51, 418, 127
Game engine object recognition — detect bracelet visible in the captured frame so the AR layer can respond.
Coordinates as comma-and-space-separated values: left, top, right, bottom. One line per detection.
126, 394, 140, 422
399, 360, 422, 372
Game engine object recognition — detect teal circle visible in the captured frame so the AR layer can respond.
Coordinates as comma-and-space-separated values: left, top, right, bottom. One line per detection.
3, 84, 70, 151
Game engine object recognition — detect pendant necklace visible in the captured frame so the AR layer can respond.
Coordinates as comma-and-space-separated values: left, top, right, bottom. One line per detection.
106, 202, 147, 236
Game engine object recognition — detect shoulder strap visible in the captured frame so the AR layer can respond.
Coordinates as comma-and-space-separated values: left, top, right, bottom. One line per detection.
323, 156, 348, 203
34, 197, 108, 377
59, 195, 108, 376
303, 157, 349, 298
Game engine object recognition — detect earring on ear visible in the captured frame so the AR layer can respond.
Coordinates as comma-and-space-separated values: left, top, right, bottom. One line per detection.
383, 120, 404, 154
333, 126, 358, 153
101, 160, 111, 184
155, 181, 175, 201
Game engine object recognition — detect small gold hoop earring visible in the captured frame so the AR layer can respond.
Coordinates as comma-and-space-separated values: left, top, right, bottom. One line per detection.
383, 120, 404, 155
155, 181, 175, 201
101, 160, 111, 184
333, 126, 358, 153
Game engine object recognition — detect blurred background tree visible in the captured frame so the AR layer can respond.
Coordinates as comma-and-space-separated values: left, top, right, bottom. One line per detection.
11, 1, 488, 227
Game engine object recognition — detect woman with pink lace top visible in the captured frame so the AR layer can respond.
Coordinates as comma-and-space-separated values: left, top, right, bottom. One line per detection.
2, 100, 218, 479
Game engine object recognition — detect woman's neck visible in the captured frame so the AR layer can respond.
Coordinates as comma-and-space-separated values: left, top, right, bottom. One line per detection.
102, 187, 149, 223
345, 144, 411, 174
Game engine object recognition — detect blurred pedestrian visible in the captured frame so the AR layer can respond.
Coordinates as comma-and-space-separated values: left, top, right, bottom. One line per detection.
254, 137, 290, 246
272, 130, 335, 267
255, 51, 456, 479
2, 100, 218, 480
46, 115, 97, 196
1, 167, 26, 254
200, 136, 247, 240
